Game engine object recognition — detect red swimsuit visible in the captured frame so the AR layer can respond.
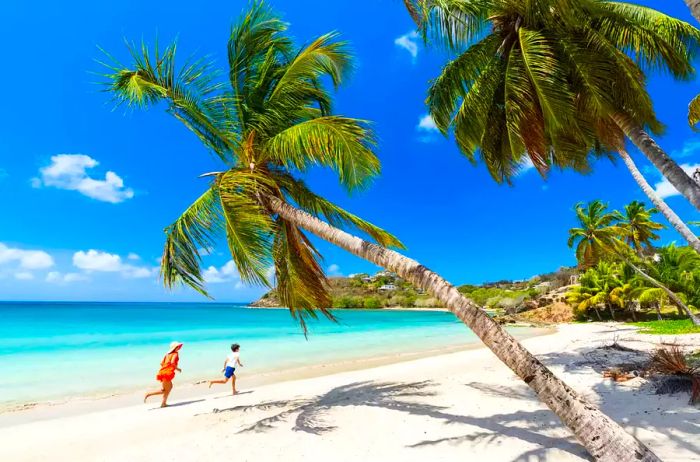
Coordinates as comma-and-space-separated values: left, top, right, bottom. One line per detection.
156, 352, 179, 382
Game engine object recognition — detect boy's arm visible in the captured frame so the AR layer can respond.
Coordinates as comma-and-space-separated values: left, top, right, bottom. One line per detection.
222, 359, 228, 371
237, 357, 243, 367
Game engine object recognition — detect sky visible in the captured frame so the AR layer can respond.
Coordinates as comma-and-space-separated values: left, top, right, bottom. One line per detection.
1, 0, 699, 302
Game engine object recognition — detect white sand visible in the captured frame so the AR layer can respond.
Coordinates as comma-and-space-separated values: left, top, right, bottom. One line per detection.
1, 323, 699, 462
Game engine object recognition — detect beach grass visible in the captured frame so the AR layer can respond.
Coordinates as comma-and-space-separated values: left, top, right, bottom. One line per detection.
629, 319, 700, 335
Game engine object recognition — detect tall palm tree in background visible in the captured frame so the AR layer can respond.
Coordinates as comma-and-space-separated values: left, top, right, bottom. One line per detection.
103, 2, 660, 460
615, 201, 664, 254
407, 0, 700, 220
568, 201, 623, 269
569, 201, 700, 324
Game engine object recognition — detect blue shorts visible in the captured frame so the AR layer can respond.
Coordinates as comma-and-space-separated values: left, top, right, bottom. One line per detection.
224, 366, 236, 378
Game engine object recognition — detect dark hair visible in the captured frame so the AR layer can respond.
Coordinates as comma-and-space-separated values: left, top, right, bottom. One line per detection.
231, 343, 240, 352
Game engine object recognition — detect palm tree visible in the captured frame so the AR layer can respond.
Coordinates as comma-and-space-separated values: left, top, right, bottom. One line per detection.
615, 201, 664, 254
568, 201, 700, 324
618, 151, 700, 254
409, 0, 700, 212
568, 201, 623, 269
689, 95, 700, 129
101, 3, 659, 459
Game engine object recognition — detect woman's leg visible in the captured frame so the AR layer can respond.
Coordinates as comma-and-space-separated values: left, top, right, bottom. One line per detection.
161, 380, 173, 407
144, 384, 165, 403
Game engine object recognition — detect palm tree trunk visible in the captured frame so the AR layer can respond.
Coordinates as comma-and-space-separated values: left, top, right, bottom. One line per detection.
593, 307, 603, 321
623, 259, 700, 326
619, 150, 700, 254
684, 0, 700, 23
613, 114, 700, 211
264, 194, 660, 462
655, 302, 663, 321
608, 304, 616, 321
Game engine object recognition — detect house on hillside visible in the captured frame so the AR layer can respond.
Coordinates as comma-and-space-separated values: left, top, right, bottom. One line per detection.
378, 284, 397, 291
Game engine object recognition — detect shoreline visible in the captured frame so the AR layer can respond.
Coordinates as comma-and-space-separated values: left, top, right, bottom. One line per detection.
2, 323, 699, 461
0, 325, 554, 425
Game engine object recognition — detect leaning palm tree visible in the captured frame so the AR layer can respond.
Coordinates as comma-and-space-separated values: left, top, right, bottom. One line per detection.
569, 201, 700, 325
103, 2, 659, 460
618, 151, 700, 254
685, 0, 700, 23
409, 0, 700, 214
615, 201, 664, 255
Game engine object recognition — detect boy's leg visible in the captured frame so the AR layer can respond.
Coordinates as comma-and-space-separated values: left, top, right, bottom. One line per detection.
231, 374, 237, 395
208, 377, 229, 388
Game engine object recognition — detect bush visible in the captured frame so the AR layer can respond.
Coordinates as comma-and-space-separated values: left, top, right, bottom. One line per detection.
363, 297, 382, 309
414, 297, 440, 308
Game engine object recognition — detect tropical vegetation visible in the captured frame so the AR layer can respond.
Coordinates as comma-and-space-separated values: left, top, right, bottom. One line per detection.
567, 200, 700, 325
103, 1, 660, 459
405, 0, 700, 253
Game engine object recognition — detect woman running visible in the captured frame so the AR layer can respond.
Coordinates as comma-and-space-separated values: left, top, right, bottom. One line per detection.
144, 341, 182, 407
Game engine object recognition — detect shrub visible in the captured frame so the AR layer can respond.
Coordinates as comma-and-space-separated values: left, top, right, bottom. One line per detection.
363, 297, 382, 309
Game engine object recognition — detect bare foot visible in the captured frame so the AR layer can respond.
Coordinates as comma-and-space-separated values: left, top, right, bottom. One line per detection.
232, 390, 238, 395
160, 403, 168, 408
144, 394, 149, 403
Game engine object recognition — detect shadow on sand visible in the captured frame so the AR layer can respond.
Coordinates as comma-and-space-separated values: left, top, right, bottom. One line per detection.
203, 340, 700, 462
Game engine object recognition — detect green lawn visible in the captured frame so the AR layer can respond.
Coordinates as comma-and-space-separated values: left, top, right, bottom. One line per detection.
629, 319, 700, 335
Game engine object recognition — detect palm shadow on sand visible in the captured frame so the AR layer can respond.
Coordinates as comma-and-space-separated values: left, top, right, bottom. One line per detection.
206, 380, 589, 461
203, 342, 700, 462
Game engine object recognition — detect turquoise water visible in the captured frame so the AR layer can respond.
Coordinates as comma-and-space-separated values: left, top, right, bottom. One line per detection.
0, 302, 526, 406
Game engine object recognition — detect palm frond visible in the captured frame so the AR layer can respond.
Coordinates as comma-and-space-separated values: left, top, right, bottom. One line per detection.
217, 170, 276, 286
264, 116, 379, 190
273, 218, 335, 335
161, 187, 223, 297
689, 93, 700, 131
102, 40, 236, 162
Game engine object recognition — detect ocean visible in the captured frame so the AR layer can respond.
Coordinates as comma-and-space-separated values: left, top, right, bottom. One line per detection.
0, 302, 537, 407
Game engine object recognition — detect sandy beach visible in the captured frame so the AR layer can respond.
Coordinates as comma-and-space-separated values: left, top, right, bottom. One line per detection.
1, 323, 699, 462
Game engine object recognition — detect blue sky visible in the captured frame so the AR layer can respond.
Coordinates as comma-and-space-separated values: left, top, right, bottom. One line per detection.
1, 0, 699, 302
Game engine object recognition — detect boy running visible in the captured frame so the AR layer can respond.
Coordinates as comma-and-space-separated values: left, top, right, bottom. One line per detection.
208, 343, 243, 395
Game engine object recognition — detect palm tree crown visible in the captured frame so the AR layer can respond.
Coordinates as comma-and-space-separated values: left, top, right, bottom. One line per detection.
567, 200, 623, 268
615, 201, 664, 253
410, 0, 700, 183
103, 1, 402, 330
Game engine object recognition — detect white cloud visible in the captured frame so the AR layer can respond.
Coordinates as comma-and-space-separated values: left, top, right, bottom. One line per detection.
653, 163, 700, 199
416, 114, 441, 143
15, 272, 34, 280
127, 253, 140, 261
417, 114, 438, 132
197, 246, 213, 256
33, 154, 135, 203
46, 271, 88, 283
72, 249, 154, 279
327, 264, 342, 276
672, 139, 700, 159
394, 30, 419, 60
203, 260, 241, 285
0, 243, 54, 269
